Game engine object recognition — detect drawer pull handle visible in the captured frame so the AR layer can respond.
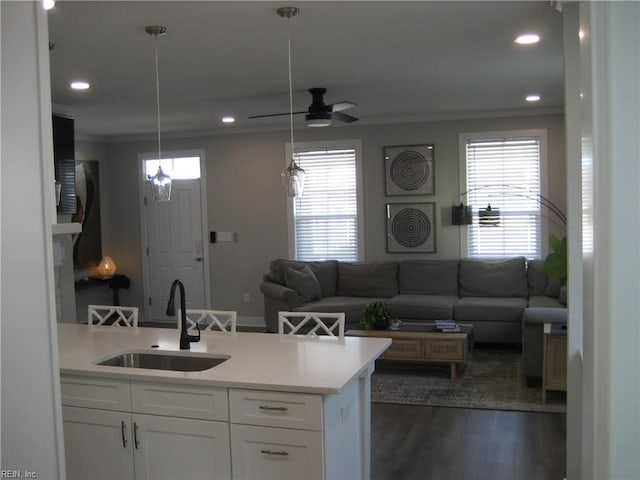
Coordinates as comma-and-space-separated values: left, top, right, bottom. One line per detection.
260, 449, 289, 456
259, 405, 288, 412
121, 421, 128, 448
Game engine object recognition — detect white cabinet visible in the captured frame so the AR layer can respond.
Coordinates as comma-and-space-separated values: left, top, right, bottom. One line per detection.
61, 373, 369, 480
60, 376, 231, 480
229, 384, 363, 480
132, 413, 230, 480
229, 390, 324, 479
230, 424, 323, 479
62, 406, 134, 480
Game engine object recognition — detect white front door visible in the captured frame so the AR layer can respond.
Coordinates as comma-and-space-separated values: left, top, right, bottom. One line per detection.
145, 179, 206, 322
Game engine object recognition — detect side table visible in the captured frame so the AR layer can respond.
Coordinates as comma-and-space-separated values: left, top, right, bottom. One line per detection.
542, 322, 567, 403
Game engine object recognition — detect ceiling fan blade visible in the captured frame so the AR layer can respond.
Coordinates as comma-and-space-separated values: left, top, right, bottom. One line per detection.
330, 111, 358, 123
248, 110, 306, 119
329, 101, 357, 112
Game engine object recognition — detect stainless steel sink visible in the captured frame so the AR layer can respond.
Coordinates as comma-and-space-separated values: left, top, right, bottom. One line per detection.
95, 351, 229, 372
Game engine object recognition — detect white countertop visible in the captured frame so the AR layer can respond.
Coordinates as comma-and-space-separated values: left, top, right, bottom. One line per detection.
57, 324, 391, 394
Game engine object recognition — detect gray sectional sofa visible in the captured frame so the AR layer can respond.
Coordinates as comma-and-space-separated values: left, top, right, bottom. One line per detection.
260, 257, 566, 345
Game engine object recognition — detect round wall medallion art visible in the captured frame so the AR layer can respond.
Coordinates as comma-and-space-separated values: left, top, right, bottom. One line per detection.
386, 203, 436, 253
389, 150, 430, 191
384, 144, 435, 195
391, 207, 431, 248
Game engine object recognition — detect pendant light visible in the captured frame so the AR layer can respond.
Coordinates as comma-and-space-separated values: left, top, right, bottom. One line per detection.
145, 25, 172, 202
278, 6, 305, 198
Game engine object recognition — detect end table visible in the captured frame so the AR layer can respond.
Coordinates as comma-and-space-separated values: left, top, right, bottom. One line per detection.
542, 322, 567, 403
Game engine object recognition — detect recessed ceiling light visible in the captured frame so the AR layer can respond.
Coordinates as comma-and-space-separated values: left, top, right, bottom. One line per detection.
526, 94, 541, 102
43, 0, 55, 10
222, 116, 235, 124
70, 81, 90, 90
515, 33, 540, 45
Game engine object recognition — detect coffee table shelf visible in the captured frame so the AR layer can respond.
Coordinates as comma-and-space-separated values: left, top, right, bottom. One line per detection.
346, 322, 473, 380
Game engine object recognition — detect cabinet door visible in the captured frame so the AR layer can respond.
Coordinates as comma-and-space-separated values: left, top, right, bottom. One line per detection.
62, 406, 135, 480
230, 424, 323, 479
132, 413, 231, 480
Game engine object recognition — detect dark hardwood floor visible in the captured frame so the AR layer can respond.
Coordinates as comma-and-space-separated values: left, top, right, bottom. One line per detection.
371, 403, 566, 480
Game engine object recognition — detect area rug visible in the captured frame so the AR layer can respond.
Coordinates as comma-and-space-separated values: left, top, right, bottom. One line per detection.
371, 347, 566, 413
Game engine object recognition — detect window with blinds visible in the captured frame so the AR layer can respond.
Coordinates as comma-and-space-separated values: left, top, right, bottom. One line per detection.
460, 130, 547, 259
290, 143, 362, 261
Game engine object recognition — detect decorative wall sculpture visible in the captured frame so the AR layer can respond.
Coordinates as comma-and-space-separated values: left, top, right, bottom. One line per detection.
386, 202, 436, 253
72, 160, 102, 268
384, 144, 435, 195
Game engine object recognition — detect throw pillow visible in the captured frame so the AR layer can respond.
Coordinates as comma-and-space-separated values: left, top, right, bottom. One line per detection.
545, 278, 562, 298
559, 285, 567, 306
284, 265, 321, 303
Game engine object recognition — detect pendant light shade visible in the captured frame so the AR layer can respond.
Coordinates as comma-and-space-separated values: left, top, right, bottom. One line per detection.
145, 25, 172, 202
149, 165, 172, 201
278, 6, 305, 198
281, 160, 305, 197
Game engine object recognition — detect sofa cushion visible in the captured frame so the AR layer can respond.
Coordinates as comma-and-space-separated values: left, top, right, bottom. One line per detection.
386, 295, 458, 320
270, 259, 338, 297
459, 257, 528, 298
284, 265, 321, 303
527, 259, 549, 297
454, 297, 527, 322
295, 296, 387, 329
337, 262, 398, 298
528, 295, 564, 308
397, 260, 459, 296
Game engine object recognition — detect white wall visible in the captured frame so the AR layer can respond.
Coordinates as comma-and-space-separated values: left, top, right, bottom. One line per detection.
97, 113, 566, 321
562, 3, 583, 479
1, 2, 65, 476
580, 2, 640, 478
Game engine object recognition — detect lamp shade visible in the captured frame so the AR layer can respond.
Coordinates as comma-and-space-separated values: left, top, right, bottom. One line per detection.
452, 203, 473, 225
96, 256, 117, 278
479, 204, 500, 227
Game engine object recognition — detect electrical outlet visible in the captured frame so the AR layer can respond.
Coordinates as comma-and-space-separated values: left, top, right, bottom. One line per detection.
243, 293, 250, 303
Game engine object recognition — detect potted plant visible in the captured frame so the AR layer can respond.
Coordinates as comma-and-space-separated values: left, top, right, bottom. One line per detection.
544, 234, 567, 284
361, 302, 390, 330
544, 234, 567, 304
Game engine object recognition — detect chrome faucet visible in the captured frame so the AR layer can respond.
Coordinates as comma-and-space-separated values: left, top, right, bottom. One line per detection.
166, 279, 200, 350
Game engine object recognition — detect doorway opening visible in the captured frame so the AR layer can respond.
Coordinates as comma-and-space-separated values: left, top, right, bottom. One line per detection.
139, 150, 210, 323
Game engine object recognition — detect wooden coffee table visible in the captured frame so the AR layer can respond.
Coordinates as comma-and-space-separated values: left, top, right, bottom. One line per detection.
347, 322, 473, 380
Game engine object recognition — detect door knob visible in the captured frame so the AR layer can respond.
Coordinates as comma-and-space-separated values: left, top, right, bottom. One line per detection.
195, 257, 203, 262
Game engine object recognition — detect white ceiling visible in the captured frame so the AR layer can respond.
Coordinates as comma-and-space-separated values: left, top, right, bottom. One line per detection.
47, 1, 564, 141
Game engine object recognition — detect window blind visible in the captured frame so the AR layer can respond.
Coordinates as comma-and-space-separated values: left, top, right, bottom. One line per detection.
465, 137, 542, 258
293, 148, 359, 261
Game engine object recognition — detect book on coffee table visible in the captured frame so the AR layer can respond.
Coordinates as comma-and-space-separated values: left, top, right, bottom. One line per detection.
435, 320, 460, 332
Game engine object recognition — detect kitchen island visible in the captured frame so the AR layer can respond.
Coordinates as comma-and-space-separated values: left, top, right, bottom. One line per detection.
57, 324, 390, 480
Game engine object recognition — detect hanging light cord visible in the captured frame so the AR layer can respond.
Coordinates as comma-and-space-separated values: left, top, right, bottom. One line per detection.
153, 34, 162, 162
286, 15, 295, 167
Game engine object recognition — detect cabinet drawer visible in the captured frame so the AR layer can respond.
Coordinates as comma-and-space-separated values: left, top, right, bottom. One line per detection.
383, 337, 423, 360
61, 375, 131, 411
423, 338, 466, 361
229, 389, 322, 431
230, 423, 323, 479
131, 382, 228, 421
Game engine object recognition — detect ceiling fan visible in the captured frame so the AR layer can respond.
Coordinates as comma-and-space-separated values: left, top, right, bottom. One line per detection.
249, 87, 358, 127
